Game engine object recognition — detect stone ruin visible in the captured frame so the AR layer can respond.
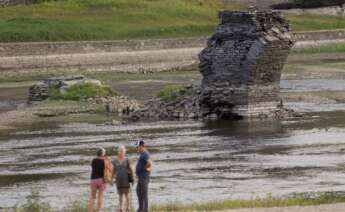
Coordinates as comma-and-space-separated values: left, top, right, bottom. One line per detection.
28, 75, 140, 116
27, 10, 297, 121
28, 75, 99, 102
199, 10, 294, 119
132, 9, 297, 121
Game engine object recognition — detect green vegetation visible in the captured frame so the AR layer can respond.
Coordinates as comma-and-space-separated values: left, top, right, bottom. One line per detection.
293, 42, 345, 54
157, 84, 186, 102
151, 192, 345, 211
0, 0, 241, 42
287, 13, 345, 32
48, 83, 119, 101
8, 192, 345, 212
1, 0, 345, 42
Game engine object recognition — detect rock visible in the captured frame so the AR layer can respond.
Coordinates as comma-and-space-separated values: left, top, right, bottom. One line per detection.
28, 82, 49, 102
101, 96, 140, 116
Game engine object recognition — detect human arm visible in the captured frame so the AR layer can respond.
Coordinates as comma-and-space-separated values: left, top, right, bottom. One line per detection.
145, 159, 152, 172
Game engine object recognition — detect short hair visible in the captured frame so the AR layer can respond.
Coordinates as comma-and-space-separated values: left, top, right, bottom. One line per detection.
97, 148, 106, 157
137, 140, 145, 147
118, 144, 126, 153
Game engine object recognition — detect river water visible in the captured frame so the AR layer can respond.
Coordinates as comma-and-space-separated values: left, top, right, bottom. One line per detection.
0, 78, 345, 209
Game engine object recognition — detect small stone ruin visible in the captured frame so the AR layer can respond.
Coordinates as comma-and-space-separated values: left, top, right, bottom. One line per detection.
28, 75, 98, 102
28, 75, 140, 116
132, 9, 297, 120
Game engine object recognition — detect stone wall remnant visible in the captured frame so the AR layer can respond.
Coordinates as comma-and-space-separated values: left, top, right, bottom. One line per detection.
199, 10, 294, 119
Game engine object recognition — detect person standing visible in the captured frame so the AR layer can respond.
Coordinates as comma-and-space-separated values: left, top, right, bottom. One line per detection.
135, 140, 152, 212
88, 148, 107, 212
112, 145, 134, 212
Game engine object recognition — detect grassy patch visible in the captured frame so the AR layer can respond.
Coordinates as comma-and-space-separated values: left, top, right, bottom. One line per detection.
0, 1, 345, 42
48, 83, 119, 101
0, 0, 241, 42
151, 192, 345, 211
287, 13, 345, 32
156, 84, 186, 102
293, 42, 345, 54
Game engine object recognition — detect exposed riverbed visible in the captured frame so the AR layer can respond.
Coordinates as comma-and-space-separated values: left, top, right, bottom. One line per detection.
0, 69, 345, 210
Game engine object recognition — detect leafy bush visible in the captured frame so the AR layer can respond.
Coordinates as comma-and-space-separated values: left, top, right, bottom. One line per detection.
48, 83, 119, 101
157, 84, 186, 102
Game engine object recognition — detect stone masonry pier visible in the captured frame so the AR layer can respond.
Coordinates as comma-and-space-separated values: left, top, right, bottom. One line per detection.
199, 10, 294, 118
131, 9, 297, 121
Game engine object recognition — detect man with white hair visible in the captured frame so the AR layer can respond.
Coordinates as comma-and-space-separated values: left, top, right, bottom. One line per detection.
112, 145, 134, 212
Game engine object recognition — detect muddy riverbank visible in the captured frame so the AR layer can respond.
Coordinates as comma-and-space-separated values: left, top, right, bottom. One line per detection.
0, 50, 345, 209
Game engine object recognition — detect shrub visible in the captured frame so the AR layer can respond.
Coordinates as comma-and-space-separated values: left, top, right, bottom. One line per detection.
48, 82, 119, 101
157, 84, 186, 102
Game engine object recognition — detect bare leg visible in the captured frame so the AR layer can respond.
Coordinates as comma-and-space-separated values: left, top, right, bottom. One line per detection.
88, 189, 97, 212
119, 192, 124, 212
126, 191, 132, 212
96, 190, 104, 212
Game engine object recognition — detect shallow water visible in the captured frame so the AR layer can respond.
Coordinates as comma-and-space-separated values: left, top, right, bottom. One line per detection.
0, 111, 345, 209
0, 78, 344, 209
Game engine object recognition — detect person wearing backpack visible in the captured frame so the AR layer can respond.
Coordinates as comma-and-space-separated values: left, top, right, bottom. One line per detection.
112, 145, 134, 212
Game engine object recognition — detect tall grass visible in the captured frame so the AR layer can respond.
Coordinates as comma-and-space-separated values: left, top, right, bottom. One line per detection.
1, 0, 344, 42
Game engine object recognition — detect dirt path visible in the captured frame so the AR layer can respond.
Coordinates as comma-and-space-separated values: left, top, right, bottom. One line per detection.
223, 203, 345, 212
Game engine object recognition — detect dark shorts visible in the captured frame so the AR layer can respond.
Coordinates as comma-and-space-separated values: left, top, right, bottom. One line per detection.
117, 187, 130, 195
